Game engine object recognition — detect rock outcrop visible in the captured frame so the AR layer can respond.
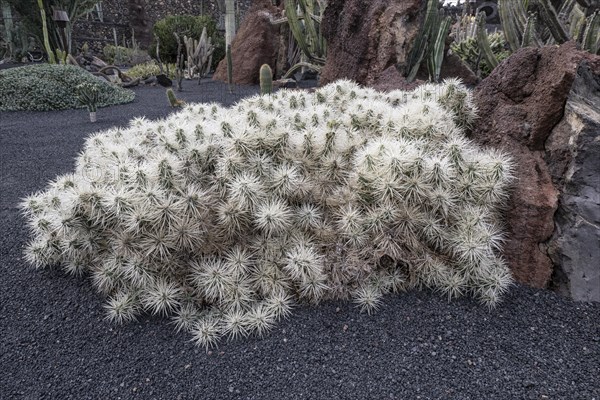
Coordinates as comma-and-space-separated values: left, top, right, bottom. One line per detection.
471, 42, 600, 301
319, 0, 425, 86
320, 0, 479, 89
213, 0, 282, 85
546, 62, 600, 302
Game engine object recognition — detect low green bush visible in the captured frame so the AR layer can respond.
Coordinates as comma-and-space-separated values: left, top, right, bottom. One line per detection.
103, 45, 150, 66
126, 61, 177, 80
21, 80, 514, 348
0, 64, 135, 112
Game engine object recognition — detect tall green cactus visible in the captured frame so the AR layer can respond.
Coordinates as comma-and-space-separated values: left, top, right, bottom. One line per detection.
582, 10, 600, 53
280, 0, 327, 78
429, 16, 452, 83
37, 0, 56, 64
476, 12, 499, 70
224, 0, 236, 48
226, 44, 233, 94
260, 64, 273, 95
536, 0, 571, 43
407, 0, 438, 82
284, 0, 326, 63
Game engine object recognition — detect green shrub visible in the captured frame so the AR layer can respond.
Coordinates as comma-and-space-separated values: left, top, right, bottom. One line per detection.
103, 45, 132, 65
151, 14, 223, 70
103, 45, 150, 66
126, 61, 177, 80
0, 64, 135, 111
21, 79, 514, 348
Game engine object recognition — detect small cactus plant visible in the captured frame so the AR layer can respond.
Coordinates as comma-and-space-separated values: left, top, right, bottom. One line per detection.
166, 88, 185, 107
259, 64, 273, 95
226, 44, 233, 94
75, 82, 100, 122
22, 79, 514, 349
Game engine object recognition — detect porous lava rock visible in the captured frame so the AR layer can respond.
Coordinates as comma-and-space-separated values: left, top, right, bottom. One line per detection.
319, 0, 425, 86
213, 0, 282, 85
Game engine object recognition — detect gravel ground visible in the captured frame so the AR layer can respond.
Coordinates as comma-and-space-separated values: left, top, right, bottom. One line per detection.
1, 79, 599, 400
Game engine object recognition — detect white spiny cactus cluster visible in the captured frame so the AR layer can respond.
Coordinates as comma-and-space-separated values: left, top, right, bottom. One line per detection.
22, 79, 514, 348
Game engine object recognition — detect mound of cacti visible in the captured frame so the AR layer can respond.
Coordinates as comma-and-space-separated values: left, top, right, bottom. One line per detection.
21, 79, 514, 348
0, 64, 135, 112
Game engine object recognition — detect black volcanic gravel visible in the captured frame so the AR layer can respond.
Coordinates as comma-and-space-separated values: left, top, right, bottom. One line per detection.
1, 78, 599, 400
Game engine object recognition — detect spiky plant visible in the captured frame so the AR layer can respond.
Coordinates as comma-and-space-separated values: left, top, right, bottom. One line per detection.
21, 79, 515, 348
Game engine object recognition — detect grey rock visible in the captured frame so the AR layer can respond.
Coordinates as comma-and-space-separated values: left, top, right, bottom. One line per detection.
546, 62, 600, 302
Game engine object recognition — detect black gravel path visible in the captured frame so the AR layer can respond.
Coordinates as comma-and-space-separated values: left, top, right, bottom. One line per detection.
1, 79, 599, 400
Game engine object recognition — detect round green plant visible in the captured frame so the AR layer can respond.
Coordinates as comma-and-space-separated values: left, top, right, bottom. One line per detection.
0, 64, 135, 112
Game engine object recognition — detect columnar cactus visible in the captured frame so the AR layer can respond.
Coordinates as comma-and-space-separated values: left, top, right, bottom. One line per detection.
259, 64, 273, 95
166, 88, 185, 107
22, 79, 514, 349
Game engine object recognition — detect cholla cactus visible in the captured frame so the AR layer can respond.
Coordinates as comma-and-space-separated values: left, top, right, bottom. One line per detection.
21, 79, 515, 349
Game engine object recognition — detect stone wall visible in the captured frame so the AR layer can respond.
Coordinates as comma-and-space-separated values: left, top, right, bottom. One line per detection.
72, 0, 252, 54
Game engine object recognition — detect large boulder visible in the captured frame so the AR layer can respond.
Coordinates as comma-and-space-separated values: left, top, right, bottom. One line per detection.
319, 0, 425, 86
213, 0, 282, 85
546, 62, 600, 302
471, 42, 600, 301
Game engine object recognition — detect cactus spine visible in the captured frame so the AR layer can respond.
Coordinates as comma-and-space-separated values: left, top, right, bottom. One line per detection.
259, 64, 273, 95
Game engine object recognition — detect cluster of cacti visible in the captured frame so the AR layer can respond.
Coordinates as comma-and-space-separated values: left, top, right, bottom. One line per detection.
498, 0, 599, 54
451, 30, 510, 77
406, 0, 452, 83
22, 79, 514, 349
259, 64, 273, 95
184, 27, 215, 83
279, 0, 327, 78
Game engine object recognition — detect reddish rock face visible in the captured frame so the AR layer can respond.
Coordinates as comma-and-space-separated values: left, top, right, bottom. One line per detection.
319, 0, 425, 86
320, 0, 478, 89
470, 42, 599, 288
213, 0, 282, 85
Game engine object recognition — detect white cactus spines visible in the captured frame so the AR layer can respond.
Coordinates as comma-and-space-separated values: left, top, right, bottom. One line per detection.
21, 79, 514, 348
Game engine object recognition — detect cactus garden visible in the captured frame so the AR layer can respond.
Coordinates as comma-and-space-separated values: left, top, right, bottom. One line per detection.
1, 0, 599, 398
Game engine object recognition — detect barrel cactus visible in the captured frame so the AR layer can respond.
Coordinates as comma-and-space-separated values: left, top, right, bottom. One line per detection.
21, 79, 514, 348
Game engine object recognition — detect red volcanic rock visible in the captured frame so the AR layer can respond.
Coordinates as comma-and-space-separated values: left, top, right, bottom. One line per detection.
471, 42, 600, 291
319, 0, 425, 86
213, 0, 282, 85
